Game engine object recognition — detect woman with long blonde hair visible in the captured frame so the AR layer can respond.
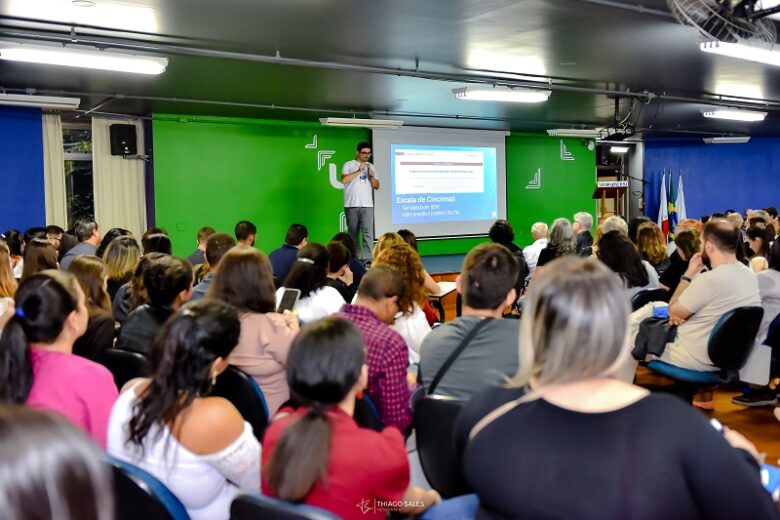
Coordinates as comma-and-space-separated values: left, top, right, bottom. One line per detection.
373, 243, 431, 363
0, 243, 17, 331
102, 235, 141, 302
636, 222, 670, 275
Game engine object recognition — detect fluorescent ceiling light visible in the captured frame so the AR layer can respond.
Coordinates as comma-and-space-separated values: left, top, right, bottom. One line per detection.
452, 86, 550, 103
0, 93, 80, 110
319, 118, 404, 128
7, 0, 158, 33
703, 136, 750, 144
702, 109, 766, 122
0, 43, 168, 75
700, 40, 780, 67
610, 146, 629, 153
547, 129, 601, 138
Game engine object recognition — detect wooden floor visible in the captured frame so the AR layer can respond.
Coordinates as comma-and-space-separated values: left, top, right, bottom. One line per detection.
636, 368, 780, 463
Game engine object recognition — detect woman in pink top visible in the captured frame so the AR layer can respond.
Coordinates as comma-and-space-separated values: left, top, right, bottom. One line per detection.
207, 247, 298, 415
0, 270, 118, 448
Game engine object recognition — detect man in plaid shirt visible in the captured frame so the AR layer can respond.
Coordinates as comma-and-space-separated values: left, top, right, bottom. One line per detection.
337, 265, 412, 432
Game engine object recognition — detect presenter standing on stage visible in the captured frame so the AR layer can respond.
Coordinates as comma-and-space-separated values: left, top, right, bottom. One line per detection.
342, 141, 380, 261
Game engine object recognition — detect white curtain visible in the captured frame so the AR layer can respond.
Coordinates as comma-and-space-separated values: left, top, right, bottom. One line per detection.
42, 114, 68, 226
92, 117, 147, 239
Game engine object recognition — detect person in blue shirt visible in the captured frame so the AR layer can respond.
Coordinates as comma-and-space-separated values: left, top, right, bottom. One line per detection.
268, 224, 308, 284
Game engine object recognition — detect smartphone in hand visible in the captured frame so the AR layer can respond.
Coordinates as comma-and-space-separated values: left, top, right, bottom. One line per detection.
277, 288, 301, 313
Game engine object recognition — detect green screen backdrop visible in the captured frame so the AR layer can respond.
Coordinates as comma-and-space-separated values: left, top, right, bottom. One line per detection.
152, 115, 595, 258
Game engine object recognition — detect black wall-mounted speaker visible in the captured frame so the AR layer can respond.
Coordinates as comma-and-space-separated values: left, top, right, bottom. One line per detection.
109, 124, 137, 156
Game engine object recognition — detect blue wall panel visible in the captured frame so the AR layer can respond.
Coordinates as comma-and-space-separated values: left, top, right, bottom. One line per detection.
644, 138, 780, 221
0, 107, 45, 233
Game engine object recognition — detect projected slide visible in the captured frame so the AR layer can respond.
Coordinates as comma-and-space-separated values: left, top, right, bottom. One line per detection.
391, 145, 498, 224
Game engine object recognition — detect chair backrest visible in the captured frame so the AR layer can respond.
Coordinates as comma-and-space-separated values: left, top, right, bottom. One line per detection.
110, 457, 190, 520
353, 392, 383, 431
230, 493, 339, 520
211, 366, 270, 442
98, 348, 151, 390
413, 395, 470, 498
764, 313, 780, 349
708, 306, 764, 370
631, 288, 670, 311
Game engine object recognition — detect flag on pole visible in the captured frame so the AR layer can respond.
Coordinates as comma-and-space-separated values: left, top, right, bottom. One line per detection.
668, 172, 678, 237
657, 172, 669, 238
676, 174, 687, 223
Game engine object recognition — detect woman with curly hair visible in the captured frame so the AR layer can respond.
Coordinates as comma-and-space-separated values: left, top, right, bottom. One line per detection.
636, 222, 671, 275
373, 243, 431, 363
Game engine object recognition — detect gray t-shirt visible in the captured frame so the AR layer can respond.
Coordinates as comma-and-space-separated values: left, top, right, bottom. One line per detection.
662, 262, 760, 371
419, 316, 520, 401
342, 159, 377, 207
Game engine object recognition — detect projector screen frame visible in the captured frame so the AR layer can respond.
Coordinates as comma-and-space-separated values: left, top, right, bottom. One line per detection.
372, 126, 509, 240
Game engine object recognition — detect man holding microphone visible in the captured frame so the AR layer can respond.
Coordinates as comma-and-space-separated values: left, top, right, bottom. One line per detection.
342, 141, 380, 261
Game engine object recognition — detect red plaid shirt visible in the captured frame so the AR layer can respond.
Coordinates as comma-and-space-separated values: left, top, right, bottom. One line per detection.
337, 304, 412, 431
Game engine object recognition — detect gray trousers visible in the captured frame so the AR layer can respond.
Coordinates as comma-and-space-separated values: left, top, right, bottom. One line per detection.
345, 207, 374, 261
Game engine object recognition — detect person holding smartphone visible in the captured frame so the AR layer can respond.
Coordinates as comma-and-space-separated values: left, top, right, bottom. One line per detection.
342, 141, 380, 262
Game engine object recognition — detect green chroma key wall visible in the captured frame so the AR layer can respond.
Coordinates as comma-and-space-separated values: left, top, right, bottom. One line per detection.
152, 114, 596, 258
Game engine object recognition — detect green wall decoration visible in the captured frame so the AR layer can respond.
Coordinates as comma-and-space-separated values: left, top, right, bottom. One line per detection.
152, 114, 596, 258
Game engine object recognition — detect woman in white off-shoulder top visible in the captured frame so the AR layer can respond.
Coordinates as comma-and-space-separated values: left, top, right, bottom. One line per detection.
108, 300, 261, 520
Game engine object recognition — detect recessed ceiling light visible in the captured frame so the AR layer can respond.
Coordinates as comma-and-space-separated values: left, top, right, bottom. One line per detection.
72, 0, 96, 7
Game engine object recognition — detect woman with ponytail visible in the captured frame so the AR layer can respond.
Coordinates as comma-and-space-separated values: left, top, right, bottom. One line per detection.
107, 299, 261, 520
0, 270, 118, 448
262, 317, 439, 519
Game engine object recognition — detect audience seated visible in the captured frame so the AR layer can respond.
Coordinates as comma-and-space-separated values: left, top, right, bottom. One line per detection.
0, 405, 114, 520
95, 227, 131, 259
277, 243, 344, 323
631, 219, 760, 372
0, 270, 117, 447
208, 247, 298, 415
116, 255, 193, 357
60, 217, 101, 271
44, 224, 65, 259
659, 229, 701, 293
112, 252, 165, 325
397, 228, 441, 295
488, 219, 529, 272
0, 243, 16, 331
602, 215, 629, 236
747, 222, 774, 273
371, 232, 406, 262
187, 226, 215, 266
325, 240, 356, 303
108, 300, 261, 520
68, 256, 116, 361
268, 223, 308, 282
336, 266, 412, 431
455, 256, 777, 519
331, 232, 367, 287
373, 244, 432, 364
21, 238, 59, 280
235, 220, 257, 247
766, 206, 780, 238
597, 230, 659, 299
190, 232, 236, 302
102, 236, 141, 302
637, 222, 671, 275
262, 317, 439, 518
627, 215, 651, 245
522, 221, 548, 279
535, 218, 577, 271
572, 211, 594, 256
2, 230, 24, 278
420, 244, 520, 401
140, 230, 172, 256
733, 239, 780, 406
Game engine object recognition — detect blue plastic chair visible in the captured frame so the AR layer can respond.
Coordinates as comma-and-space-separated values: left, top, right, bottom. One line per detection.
353, 392, 383, 431
110, 457, 190, 520
211, 365, 271, 442
647, 306, 763, 402
230, 493, 339, 520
